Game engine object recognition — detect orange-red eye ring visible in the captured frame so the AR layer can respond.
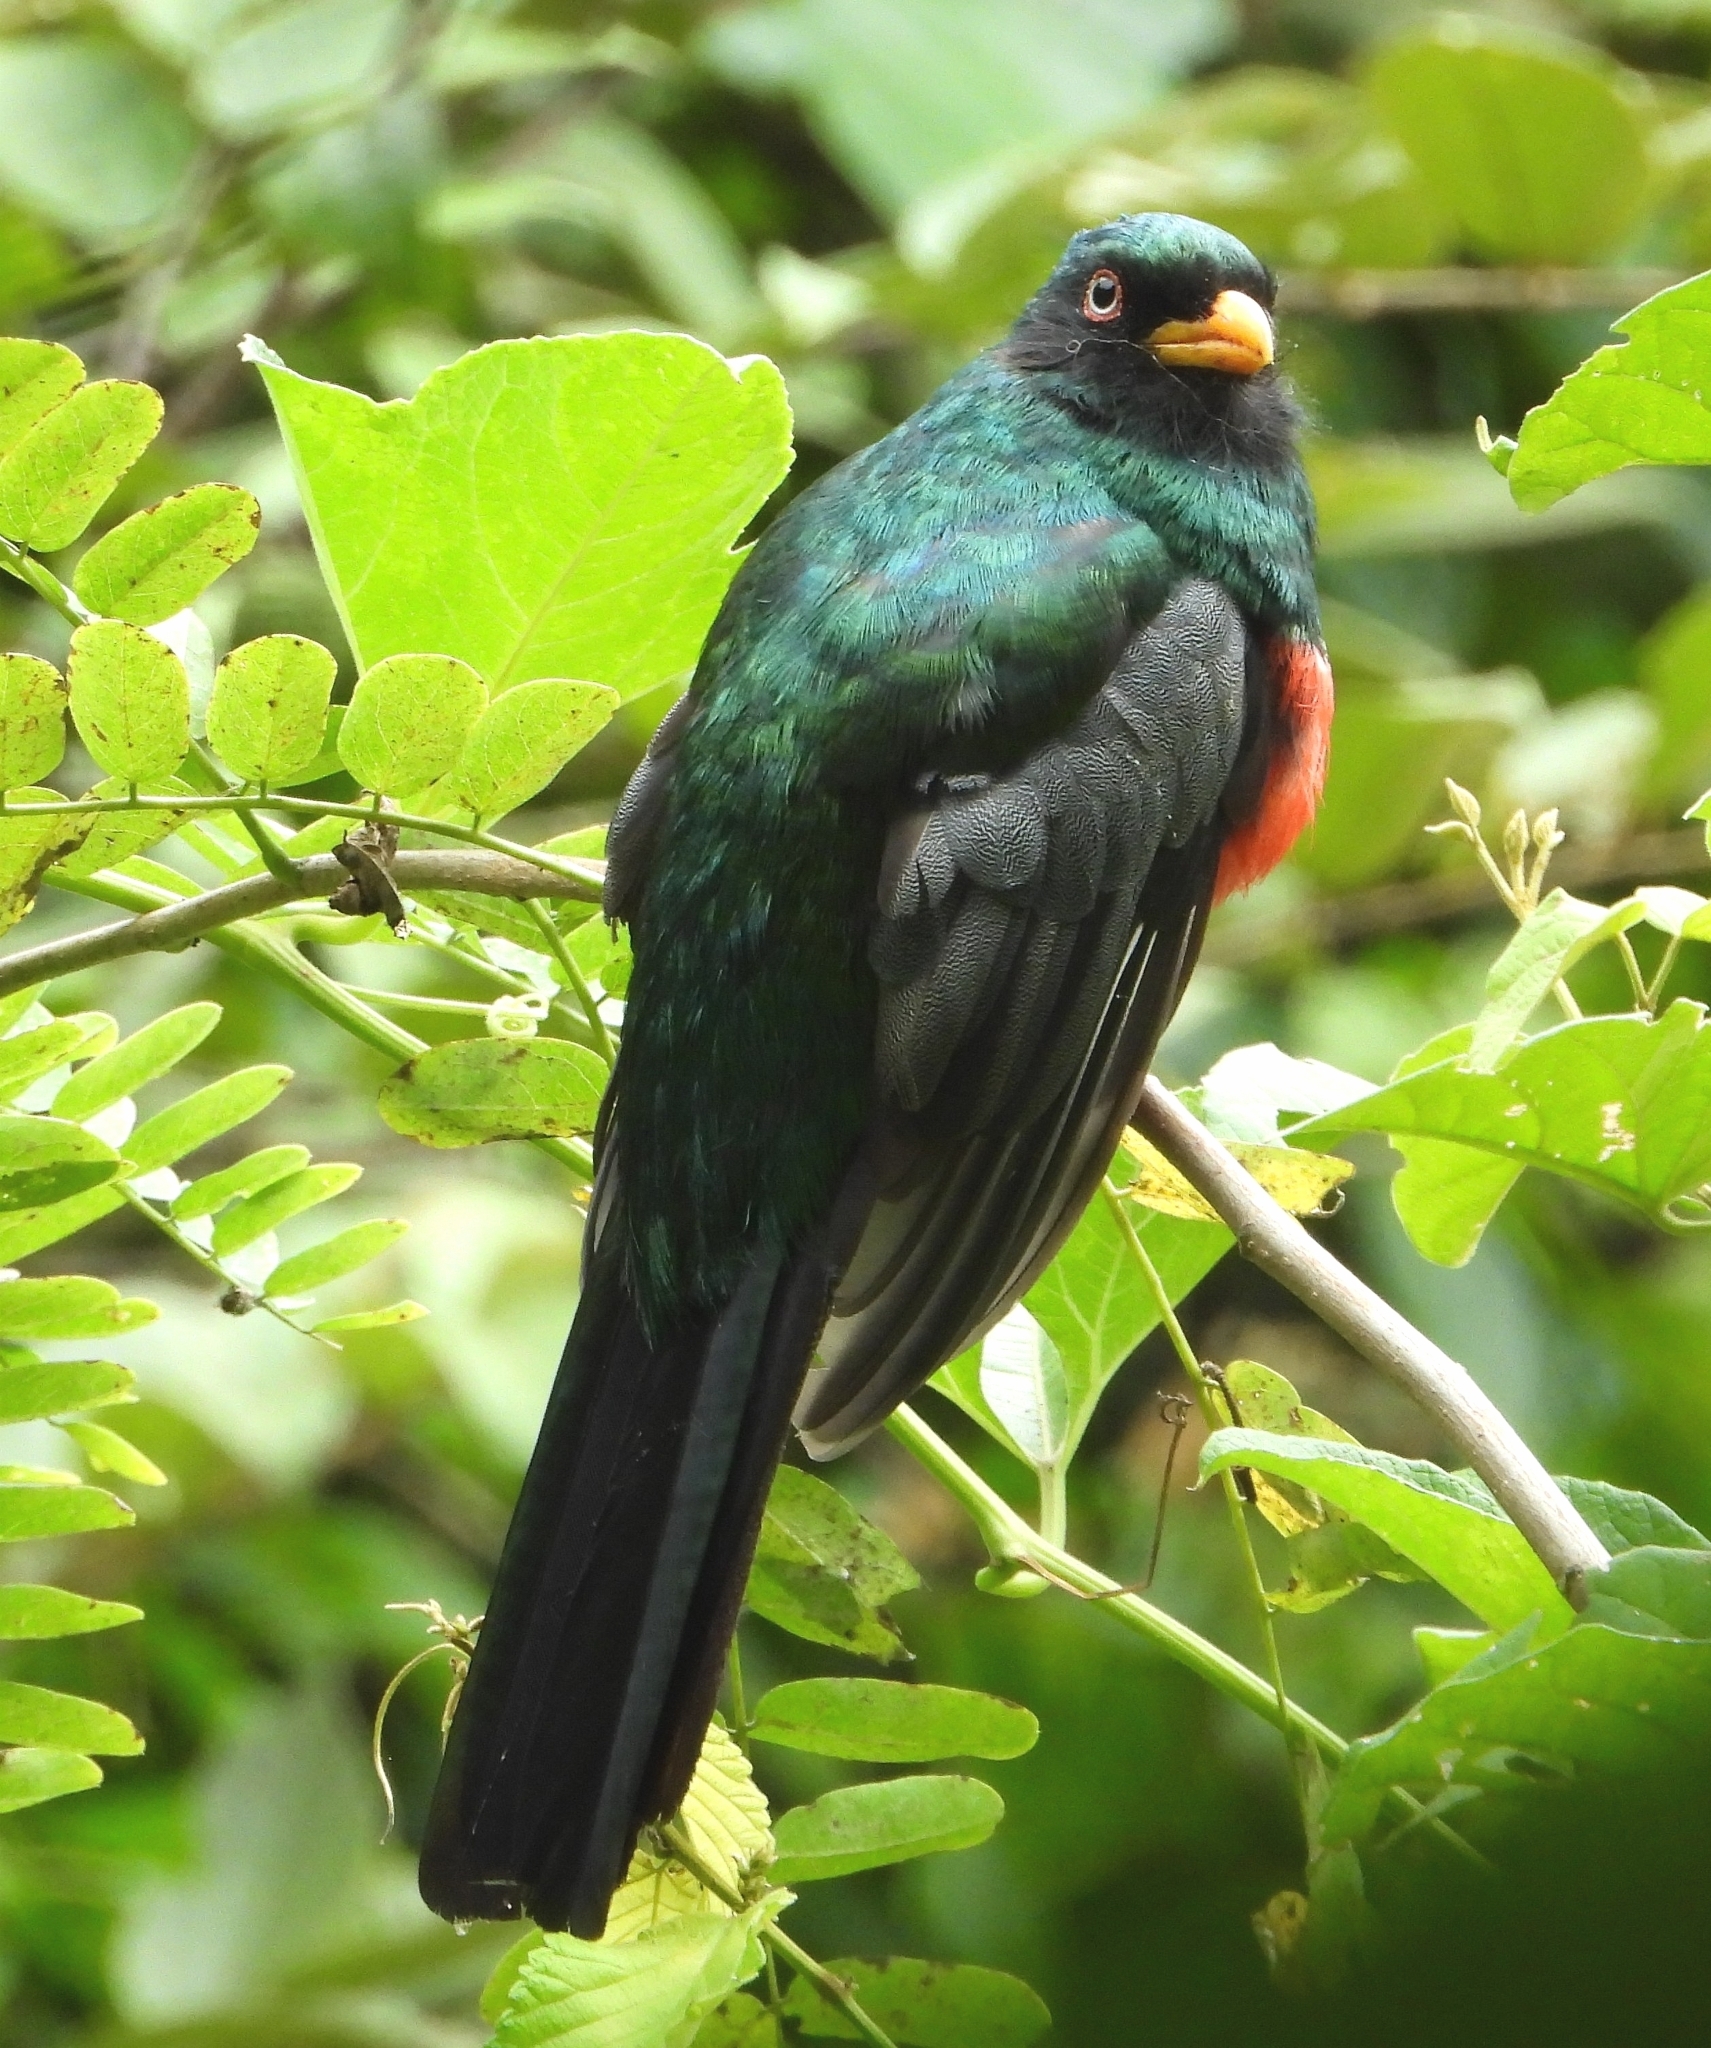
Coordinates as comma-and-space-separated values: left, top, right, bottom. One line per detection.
1082, 268, 1123, 323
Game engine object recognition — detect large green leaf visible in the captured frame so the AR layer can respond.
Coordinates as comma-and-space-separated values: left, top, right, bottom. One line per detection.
0, 653, 67, 788
1199, 1429, 1571, 1634
750, 1679, 1037, 1763
1469, 890, 1644, 1070
492, 1907, 770, 2048
249, 332, 792, 699
0, 379, 162, 551
783, 1958, 1050, 2047
932, 1196, 1229, 1465
377, 1037, 609, 1145
72, 483, 260, 625
770, 1776, 1003, 1883
1366, 19, 1651, 265
1290, 1004, 1711, 1224
1582, 1547, 1711, 1638
1321, 1622, 1711, 1846
1504, 274, 1711, 513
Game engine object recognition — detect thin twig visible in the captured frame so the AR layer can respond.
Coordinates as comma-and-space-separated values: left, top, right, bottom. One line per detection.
525, 898, 614, 1064
1, 848, 594, 1002
1130, 1078, 1611, 1596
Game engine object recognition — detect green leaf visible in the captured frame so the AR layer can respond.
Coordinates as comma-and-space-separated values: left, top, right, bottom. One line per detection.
1505, 274, 1711, 513
124, 1063, 292, 1174
0, 1184, 125, 1263
484, 1932, 547, 2029
769, 1776, 1003, 1884
936, 1195, 1229, 1467
1414, 1626, 1497, 1687
493, 1906, 771, 2048
0, 1583, 141, 1638
605, 1718, 774, 1944
0, 654, 67, 787
746, 1465, 919, 1663
0, 1746, 102, 1815
1559, 1476, 1709, 1554
0, 1275, 158, 1340
0, 379, 162, 550
690, 1992, 779, 2048
263, 1217, 406, 1297
59, 1419, 166, 1486
52, 1000, 221, 1122
750, 1679, 1037, 1763
0, 339, 81, 458
210, 1162, 361, 1257
337, 651, 488, 796
173, 1142, 311, 1222
1321, 1622, 1711, 1847
0, 791, 93, 934
310, 1299, 426, 1333
250, 332, 792, 699
0, 1677, 140, 1754
0, 36, 199, 249
377, 1037, 608, 1146
0, 1014, 110, 1106
1366, 20, 1651, 266
0, 1478, 132, 1541
1470, 889, 1645, 1069
783, 1958, 1050, 2047
72, 483, 260, 625
1581, 1547, 1711, 1638
67, 620, 190, 782
51, 773, 196, 879
205, 635, 337, 787
0, 1116, 119, 1211
0, 1354, 132, 1424
1200, 1428, 1571, 1634
1389, 1135, 1523, 1268
446, 676, 620, 820
1290, 1004, 1711, 1225
975, 1304, 1066, 1471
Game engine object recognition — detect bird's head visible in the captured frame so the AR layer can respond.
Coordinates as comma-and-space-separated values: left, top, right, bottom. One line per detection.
1001, 214, 1296, 464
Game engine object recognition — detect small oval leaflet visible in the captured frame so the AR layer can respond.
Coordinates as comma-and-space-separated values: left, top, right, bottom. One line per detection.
0, 1116, 120, 1214
338, 651, 487, 795
207, 634, 338, 786
378, 1036, 609, 1146
447, 675, 619, 820
750, 1677, 1038, 1763
0, 1747, 103, 1816
0, 338, 82, 459
0, 1677, 141, 1755
0, 378, 163, 552
0, 654, 67, 788
68, 620, 191, 783
783, 1957, 1051, 2048
0, 1584, 141, 1640
72, 482, 260, 625
0, 1355, 133, 1426
769, 1775, 1004, 1884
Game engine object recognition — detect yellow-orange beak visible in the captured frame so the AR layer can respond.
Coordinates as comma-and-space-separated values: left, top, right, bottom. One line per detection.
1145, 289, 1274, 376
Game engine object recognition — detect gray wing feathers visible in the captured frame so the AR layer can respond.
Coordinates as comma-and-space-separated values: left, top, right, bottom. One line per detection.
796, 578, 1249, 1455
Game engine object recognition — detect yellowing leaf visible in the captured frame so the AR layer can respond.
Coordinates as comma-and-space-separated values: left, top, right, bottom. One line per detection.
73, 482, 260, 625
68, 620, 190, 782
0, 378, 162, 550
338, 651, 487, 795
1115, 1130, 1352, 1220
0, 654, 67, 788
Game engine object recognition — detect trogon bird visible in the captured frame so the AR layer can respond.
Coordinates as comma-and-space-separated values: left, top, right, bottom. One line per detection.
419, 211, 1331, 1938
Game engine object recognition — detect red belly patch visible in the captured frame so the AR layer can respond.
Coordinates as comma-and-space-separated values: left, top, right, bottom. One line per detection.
1213, 636, 1333, 904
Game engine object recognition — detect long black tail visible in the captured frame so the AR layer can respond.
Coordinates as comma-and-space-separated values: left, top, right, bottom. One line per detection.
418, 1230, 832, 1937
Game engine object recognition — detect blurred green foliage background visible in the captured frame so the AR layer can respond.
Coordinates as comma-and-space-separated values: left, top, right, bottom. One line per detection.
4, 0, 1711, 2040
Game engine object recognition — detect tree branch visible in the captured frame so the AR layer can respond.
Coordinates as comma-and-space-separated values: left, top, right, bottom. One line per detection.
1131, 1077, 1611, 1597
1, 849, 597, 1002
1278, 266, 1683, 319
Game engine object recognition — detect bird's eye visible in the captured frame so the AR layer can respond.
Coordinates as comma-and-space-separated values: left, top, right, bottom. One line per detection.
1082, 269, 1123, 323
